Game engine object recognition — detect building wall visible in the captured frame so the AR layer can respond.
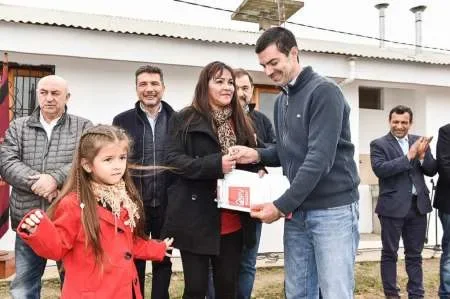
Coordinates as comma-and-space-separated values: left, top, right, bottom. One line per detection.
359, 87, 418, 155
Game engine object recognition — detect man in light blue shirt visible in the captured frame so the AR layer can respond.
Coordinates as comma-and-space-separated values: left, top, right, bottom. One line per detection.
370, 105, 437, 299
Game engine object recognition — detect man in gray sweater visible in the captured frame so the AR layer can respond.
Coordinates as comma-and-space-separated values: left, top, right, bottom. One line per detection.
230, 27, 360, 299
0, 75, 92, 298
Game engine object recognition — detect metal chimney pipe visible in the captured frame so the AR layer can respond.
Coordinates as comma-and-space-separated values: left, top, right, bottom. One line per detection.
374, 3, 389, 48
410, 5, 426, 54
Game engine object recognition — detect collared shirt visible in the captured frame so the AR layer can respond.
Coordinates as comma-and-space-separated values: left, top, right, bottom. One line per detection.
39, 113, 61, 140
140, 102, 162, 140
283, 70, 301, 96
394, 135, 418, 195
289, 72, 300, 87
395, 135, 409, 153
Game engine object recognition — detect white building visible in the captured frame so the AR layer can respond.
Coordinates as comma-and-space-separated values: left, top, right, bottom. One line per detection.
1, 4, 450, 253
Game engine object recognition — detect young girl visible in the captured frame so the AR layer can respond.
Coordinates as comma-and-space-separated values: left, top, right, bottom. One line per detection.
17, 125, 173, 299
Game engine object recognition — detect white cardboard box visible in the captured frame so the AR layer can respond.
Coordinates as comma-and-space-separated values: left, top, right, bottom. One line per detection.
217, 169, 290, 212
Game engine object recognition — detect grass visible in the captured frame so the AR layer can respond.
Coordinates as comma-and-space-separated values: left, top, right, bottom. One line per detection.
0, 258, 441, 298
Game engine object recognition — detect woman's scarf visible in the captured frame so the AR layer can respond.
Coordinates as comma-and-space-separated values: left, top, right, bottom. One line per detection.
211, 105, 236, 154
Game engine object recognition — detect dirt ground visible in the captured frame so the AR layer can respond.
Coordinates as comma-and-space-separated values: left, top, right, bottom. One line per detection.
0, 258, 441, 298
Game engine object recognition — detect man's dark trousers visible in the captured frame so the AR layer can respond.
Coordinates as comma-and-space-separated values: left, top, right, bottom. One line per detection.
379, 197, 426, 299
135, 205, 172, 299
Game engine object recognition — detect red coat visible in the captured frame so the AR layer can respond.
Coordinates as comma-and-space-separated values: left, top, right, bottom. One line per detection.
17, 192, 167, 299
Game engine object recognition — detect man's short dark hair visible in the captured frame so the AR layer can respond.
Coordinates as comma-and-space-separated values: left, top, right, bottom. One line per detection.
255, 26, 298, 56
233, 68, 253, 86
389, 105, 413, 122
135, 65, 164, 85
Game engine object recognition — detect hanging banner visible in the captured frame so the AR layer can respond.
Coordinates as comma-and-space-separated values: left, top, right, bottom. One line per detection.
0, 53, 10, 238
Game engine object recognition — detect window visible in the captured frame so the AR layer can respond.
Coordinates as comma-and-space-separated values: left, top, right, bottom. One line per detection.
8, 64, 54, 120
359, 87, 383, 110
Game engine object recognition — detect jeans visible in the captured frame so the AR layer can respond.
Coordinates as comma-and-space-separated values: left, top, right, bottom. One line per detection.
10, 235, 64, 299
237, 221, 262, 299
284, 201, 359, 299
134, 205, 172, 299
439, 211, 450, 298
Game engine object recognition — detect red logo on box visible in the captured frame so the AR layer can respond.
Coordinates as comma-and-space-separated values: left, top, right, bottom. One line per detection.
228, 187, 250, 208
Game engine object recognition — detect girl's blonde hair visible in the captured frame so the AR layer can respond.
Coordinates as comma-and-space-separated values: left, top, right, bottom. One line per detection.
47, 124, 147, 265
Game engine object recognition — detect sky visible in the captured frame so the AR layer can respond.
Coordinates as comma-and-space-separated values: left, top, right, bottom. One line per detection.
1, 0, 449, 53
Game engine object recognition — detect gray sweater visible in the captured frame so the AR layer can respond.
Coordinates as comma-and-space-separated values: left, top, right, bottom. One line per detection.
0, 108, 92, 229
259, 66, 359, 214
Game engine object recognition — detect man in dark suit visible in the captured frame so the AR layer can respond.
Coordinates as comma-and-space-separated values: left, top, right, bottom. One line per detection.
370, 105, 437, 299
433, 123, 450, 298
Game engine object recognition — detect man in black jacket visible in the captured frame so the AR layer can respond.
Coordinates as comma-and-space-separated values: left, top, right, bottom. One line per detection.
234, 68, 276, 148
113, 65, 174, 299
433, 123, 450, 298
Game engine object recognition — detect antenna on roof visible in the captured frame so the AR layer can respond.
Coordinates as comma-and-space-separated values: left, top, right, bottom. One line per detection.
277, 0, 286, 26
231, 0, 304, 31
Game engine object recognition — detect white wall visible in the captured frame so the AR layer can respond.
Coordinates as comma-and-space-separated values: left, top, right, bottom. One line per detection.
3, 21, 450, 88
422, 87, 450, 246
5, 52, 202, 124
359, 87, 423, 154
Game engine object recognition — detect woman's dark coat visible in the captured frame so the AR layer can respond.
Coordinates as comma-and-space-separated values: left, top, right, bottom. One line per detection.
162, 107, 262, 255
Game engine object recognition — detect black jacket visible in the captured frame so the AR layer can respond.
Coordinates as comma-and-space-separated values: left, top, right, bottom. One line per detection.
434, 124, 450, 213
162, 107, 262, 255
248, 104, 276, 147
112, 101, 174, 208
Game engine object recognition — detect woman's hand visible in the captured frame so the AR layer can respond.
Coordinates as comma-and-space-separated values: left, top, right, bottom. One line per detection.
222, 154, 236, 174
163, 237, 174, 257
21, 210, 44, 234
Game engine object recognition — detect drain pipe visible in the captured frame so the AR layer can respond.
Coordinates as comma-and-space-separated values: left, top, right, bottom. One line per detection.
410, 5, 426, 55
375, 3, 389, 48
339, 57, 357, 87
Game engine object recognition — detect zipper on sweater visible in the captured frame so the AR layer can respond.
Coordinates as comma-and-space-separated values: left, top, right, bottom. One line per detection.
40, 127, 52, 211
281, 96, 289, 150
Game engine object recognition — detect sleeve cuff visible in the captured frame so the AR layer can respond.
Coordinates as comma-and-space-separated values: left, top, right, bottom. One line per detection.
273, 197, 295, 216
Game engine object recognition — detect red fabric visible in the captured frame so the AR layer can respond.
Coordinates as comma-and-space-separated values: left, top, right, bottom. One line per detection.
220, 209, 241, 235
17, 192, 167, 299
219, 120, 241, 234
0, 53, 9, 238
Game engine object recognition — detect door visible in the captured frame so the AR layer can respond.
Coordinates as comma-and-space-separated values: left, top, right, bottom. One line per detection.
253, 85, 279, 127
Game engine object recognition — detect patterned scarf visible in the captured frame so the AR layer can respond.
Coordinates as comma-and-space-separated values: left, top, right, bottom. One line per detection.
211, 105, 237, 154
91, 180, 140, 230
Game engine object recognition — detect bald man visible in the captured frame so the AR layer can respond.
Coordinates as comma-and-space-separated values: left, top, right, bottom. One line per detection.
0, 75, 92, 298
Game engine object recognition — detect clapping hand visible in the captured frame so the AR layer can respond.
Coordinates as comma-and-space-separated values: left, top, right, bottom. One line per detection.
20, 210, 44, 234
417, 136, 433, 160
163, 237, 174, 257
